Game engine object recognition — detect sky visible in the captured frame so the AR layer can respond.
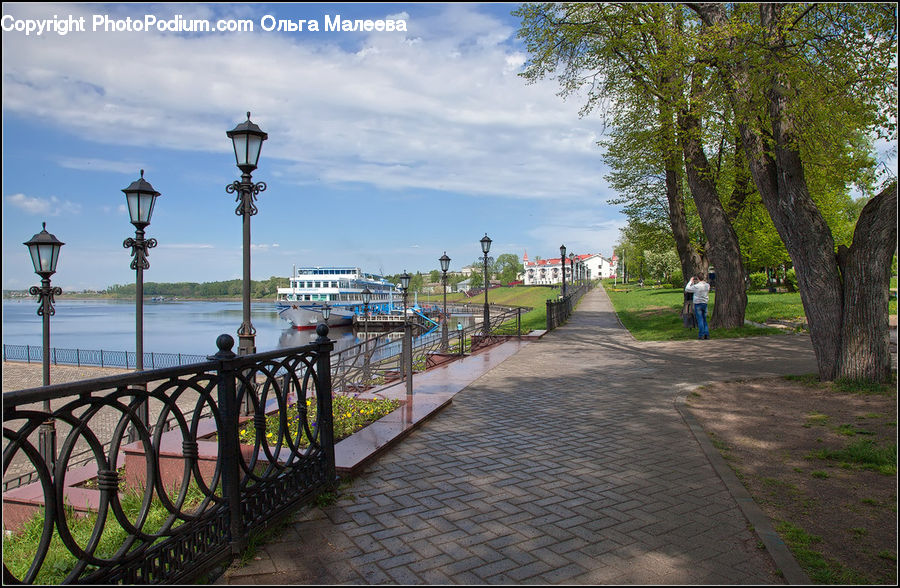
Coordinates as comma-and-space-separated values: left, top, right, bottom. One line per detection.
1, 2, 625, 292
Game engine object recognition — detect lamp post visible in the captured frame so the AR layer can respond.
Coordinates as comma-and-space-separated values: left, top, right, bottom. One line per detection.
569, 252, 576, 291
361, 286, 372, 384
360, 287, 372, 339
439, 252, 450, 351
226, 112, 268, 356
399, 271, 412, 396
122, 170, 160, 435
480, 234, 491, 335
24, 222, 64, 469
560, 244, 567, 297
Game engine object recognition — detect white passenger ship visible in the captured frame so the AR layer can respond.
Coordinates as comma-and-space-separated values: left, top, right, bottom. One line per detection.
275, 266, 399, 330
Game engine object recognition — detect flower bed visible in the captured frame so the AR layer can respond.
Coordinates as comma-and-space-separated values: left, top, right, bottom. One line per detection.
237, 394, 401, 447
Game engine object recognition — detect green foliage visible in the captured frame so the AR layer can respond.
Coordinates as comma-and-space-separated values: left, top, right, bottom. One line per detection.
668, 270, 683, 289
784, 268, 797, 293
237, 395, 400, 447
644, 248, 680, 283
494, 253, 524, 284
749, 272, 769, 290
105, 276, 288, 299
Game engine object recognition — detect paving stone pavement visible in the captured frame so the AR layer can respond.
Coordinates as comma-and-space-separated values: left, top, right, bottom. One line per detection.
217, 286, 824, 585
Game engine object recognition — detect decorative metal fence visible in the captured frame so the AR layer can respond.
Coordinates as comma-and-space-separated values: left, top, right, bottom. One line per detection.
2, 331, 335, 584
331, 305, 525, 395
2, 344, 207, 370
546, 283, 592, 330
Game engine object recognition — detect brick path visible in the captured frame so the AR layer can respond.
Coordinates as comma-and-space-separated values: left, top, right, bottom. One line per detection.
217, 286, 824, 584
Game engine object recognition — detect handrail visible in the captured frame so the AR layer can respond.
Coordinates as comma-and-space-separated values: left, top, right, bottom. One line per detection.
2, 343, 207, 369
329, 305, 523, 395
2, 332, 335, 584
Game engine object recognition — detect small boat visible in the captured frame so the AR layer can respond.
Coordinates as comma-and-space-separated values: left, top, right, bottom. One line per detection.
275, 266, 399, 330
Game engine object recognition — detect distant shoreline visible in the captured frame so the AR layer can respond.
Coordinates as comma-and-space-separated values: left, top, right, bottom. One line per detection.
2, 294, 272, 303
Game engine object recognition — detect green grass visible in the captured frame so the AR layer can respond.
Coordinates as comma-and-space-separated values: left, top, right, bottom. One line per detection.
601, 280, 782, 340
4, 393, 390, 585
833, 377, 896, 395
418, 284, 562, 333
3, 483, 207, 584
807, 440, 897, 475
601, 279, 897, 341
775, 520, 868, 584
804, 412, 830, 427
785, 373, 897, 394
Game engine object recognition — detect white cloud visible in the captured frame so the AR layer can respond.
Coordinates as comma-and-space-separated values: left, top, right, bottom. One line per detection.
2, 3, 609, 203
56, 157, 146, 174
6, 193, 82, 216
161, 243, 216, 249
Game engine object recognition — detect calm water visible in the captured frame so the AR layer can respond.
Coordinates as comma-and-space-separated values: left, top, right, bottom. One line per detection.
1, 298, 476, 357
0, 298, 360, 356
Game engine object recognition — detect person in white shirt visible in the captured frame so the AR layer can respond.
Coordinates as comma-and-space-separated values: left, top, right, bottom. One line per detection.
685, 274, 711, 340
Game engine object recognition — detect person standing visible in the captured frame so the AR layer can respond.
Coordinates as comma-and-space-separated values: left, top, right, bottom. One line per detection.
685, 274, 711, 340
681, 290, 696, 330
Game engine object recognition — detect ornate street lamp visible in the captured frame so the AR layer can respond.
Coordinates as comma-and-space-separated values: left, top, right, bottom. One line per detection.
399, 271, 412, 396
122, 170, 160, 436
24, 222, 64, 469
321, 302, 331, 323
226, 112, 268, 356
480, 234, 492, 335
560, 244, 567, 297
361, 286, 372, 383
361, 286, 372, 337
569, 253, 576, 290
439, 252, 451, 351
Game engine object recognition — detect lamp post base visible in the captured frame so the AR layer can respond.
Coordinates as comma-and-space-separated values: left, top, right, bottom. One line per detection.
38, 421, 57, 471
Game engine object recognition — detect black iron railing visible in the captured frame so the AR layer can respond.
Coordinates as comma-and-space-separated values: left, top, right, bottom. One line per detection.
330, 305, 525, 394
546, 282, 592, 330
2, 344, 207, 370
2, 331, 335, 585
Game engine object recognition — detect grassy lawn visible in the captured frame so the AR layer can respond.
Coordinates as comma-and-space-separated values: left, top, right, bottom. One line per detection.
2, 394, 401, 584
602, 279, 898, 341
418, 285, 562, 333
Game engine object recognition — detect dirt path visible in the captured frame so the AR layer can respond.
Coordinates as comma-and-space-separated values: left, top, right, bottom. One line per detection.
686, 376, 897, 584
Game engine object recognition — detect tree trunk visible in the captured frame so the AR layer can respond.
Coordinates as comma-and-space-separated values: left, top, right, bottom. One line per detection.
837, 183, 897, 382
678, 68, 748, 328
658, 83, 706, 282
691, 3, 894, 382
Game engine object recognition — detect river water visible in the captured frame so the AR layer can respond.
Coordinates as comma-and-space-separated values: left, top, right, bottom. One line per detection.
1, 298, 476, 357
1, 298, 350, 356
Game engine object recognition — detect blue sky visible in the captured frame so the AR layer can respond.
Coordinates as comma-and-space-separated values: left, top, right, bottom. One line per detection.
2, 2, 623, 291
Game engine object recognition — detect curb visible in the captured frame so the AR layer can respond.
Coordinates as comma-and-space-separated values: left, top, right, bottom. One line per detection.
674, 386, 812, 585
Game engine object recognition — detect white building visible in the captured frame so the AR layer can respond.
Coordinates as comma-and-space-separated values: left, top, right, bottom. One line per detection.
582, 253, 618, 280
522, 251, 617, 285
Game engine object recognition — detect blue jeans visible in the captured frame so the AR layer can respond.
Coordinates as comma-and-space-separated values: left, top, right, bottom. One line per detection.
694, 303, 709, 339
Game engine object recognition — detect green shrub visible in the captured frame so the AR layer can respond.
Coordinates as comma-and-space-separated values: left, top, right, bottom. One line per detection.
784, 268, 797, 292
749, 272, 769, 290
668, 270, 684, 289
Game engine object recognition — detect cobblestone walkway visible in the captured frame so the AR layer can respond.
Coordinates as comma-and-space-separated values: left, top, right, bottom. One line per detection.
217, 286, 822, 584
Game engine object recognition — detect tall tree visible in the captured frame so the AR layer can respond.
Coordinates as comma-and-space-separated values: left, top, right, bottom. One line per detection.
516, 3, 749, 327
495, 253, 524, 284
688, 3, 897, 382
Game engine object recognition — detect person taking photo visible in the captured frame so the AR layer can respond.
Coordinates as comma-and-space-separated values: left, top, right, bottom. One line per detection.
685, 274, 711, 340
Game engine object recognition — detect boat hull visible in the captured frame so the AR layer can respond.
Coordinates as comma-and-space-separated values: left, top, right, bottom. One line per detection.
277, 303, 355, 330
